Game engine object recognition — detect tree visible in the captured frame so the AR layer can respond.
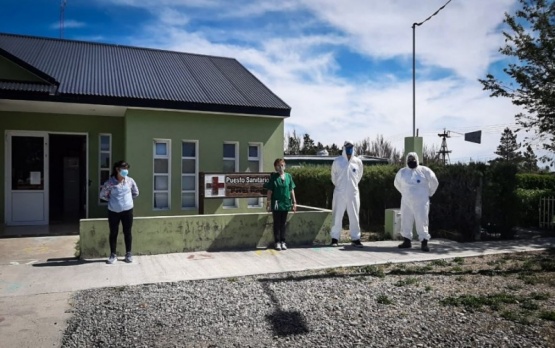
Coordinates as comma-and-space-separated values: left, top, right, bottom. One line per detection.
363, 135, 401, 163
521, 145, 539, 172
492, 127, 522, 163
422, 144, 442, 165
300, 133, 317, 155
285, 130, 301, 155
326, 143, 341, 156
479, 0, 555, 163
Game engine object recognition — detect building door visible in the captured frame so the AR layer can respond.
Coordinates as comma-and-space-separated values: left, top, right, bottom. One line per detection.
5, 131, 49, 225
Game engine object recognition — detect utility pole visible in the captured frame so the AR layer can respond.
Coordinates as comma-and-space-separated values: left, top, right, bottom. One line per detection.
437, 129, 451, 165
412, 0, 452, 137
60, 0, 67, 39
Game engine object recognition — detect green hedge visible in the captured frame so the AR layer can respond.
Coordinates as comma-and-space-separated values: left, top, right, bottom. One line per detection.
516, 173, 555, 190
289, 162, 549, 241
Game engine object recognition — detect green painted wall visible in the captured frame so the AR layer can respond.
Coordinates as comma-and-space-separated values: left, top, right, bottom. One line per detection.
0, 56, 45, 82
0, 111, 124, 223
79, 206, 332, 258
124, 109, 285, 216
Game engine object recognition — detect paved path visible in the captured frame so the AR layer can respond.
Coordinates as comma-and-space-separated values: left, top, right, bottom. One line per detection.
0, 236, 553, 347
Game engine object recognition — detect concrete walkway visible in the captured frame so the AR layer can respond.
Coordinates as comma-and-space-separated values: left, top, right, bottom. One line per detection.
0, 236, 554, 347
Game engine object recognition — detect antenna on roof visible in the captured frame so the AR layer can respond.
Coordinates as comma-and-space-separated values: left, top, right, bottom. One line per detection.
59, 0, 67, 39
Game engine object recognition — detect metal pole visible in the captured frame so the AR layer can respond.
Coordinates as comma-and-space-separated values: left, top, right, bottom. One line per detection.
410, 0, 452, 139
412, 23, 416, 138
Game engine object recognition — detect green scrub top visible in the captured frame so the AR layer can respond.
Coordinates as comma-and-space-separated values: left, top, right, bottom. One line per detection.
264, 172, 296, 211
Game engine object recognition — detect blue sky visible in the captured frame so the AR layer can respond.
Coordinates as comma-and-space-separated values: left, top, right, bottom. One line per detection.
1, 0, 543, 163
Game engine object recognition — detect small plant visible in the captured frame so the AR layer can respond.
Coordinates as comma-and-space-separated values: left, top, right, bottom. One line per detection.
441, 293, 518, 311
501, 310, 533, 325
518, 274, 540, 285
227, 277, 238, 282
325, 267, 348, 276
530, 292, 550, 301
360, 265, 385, 278
425, 285, 432, 292
500, 310, 518, 321
451, 266, 463, 273
521, 260, 536, 271
520, 299, 539, 311
452, 257, 464, 265
505, 284, 523, 291
539, 311, 555, 321
539, 259, 555, 272
376, 294, 393, 305
395, 277, 419, 287
430, 259, 449, 267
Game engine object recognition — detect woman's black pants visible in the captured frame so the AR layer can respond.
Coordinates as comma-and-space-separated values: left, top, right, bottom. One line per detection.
108, 209, 133, 254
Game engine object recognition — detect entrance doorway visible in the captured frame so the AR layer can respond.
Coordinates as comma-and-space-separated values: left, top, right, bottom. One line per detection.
4, 131, 87, 235
49, 134, 87, 224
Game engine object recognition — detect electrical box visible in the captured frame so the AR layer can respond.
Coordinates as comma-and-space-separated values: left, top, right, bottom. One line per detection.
384, 208, 401, 239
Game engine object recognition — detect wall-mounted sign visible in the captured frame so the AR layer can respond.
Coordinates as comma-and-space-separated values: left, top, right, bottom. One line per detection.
202, 173, 271, 198
204, 174, 226, 198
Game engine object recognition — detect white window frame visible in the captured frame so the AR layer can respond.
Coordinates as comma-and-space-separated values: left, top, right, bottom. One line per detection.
98, 134, 111, 205
181, 140, 198, 210
247, 142, 263, 208
153, 139, 171, 211
223, 141, 239, 208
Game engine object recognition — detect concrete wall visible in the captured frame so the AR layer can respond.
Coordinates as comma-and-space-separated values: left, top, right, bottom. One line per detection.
79, 206, 332, 258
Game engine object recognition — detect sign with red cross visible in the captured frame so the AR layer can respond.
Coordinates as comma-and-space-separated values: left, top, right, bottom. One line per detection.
204, 175, 226, 197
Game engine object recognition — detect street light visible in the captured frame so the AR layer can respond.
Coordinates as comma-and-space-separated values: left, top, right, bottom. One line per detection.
412, 0, 453, 137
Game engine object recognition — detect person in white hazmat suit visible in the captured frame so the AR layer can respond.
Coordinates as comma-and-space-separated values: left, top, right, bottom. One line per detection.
330, 140, 364, 248
394, 152, 439, 252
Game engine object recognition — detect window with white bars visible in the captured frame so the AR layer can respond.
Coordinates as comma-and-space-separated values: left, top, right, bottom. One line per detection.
181, 141, 197, 209
223, 142, 238, 208
247, 143, 263, 207
99, 134, 111, 204
153, 140, 171, 210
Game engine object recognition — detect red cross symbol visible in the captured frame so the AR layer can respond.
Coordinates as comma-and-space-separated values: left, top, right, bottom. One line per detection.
206, 176, 225, 195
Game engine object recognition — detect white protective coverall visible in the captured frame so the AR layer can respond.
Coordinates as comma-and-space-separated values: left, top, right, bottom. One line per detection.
394, 152, 439, 241
330, 143, 364, 240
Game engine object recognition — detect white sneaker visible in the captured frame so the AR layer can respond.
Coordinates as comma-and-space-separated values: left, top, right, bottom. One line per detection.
106, 253, 117, 264
281, 242, 287, 250
274, 242, 282, 251
124, 252, 133, 263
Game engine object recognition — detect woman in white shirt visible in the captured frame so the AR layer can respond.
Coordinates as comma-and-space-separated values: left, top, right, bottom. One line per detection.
99, 160, 139, 264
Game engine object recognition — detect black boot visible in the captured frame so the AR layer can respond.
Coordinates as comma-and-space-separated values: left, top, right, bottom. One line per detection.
421, 239, 430, 252
398, 237, 412, 249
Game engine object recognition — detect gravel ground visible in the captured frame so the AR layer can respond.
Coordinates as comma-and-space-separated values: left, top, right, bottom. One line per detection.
62, 251, 555, 348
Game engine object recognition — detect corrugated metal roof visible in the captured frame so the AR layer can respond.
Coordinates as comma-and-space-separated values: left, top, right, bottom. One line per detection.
0, 81, 57, 94
0, 33, 291, 117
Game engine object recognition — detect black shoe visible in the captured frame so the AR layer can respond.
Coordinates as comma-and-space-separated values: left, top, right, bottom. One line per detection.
331, 238, 339, 247
351, 240, 364, 248
398, 238, 412, 249
421, 239, 430, 252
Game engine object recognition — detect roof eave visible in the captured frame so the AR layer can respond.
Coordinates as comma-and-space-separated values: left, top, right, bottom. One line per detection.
0, 92, 291, 117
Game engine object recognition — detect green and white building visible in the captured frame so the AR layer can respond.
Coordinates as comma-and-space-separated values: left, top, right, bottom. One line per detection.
0, 33, 291, 227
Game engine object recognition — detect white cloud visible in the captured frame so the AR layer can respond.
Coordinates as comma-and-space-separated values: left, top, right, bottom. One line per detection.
158, 8, 189, 26
300, 0, 517, 80
50, 19, 86, 30
119, 0, 535, 163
